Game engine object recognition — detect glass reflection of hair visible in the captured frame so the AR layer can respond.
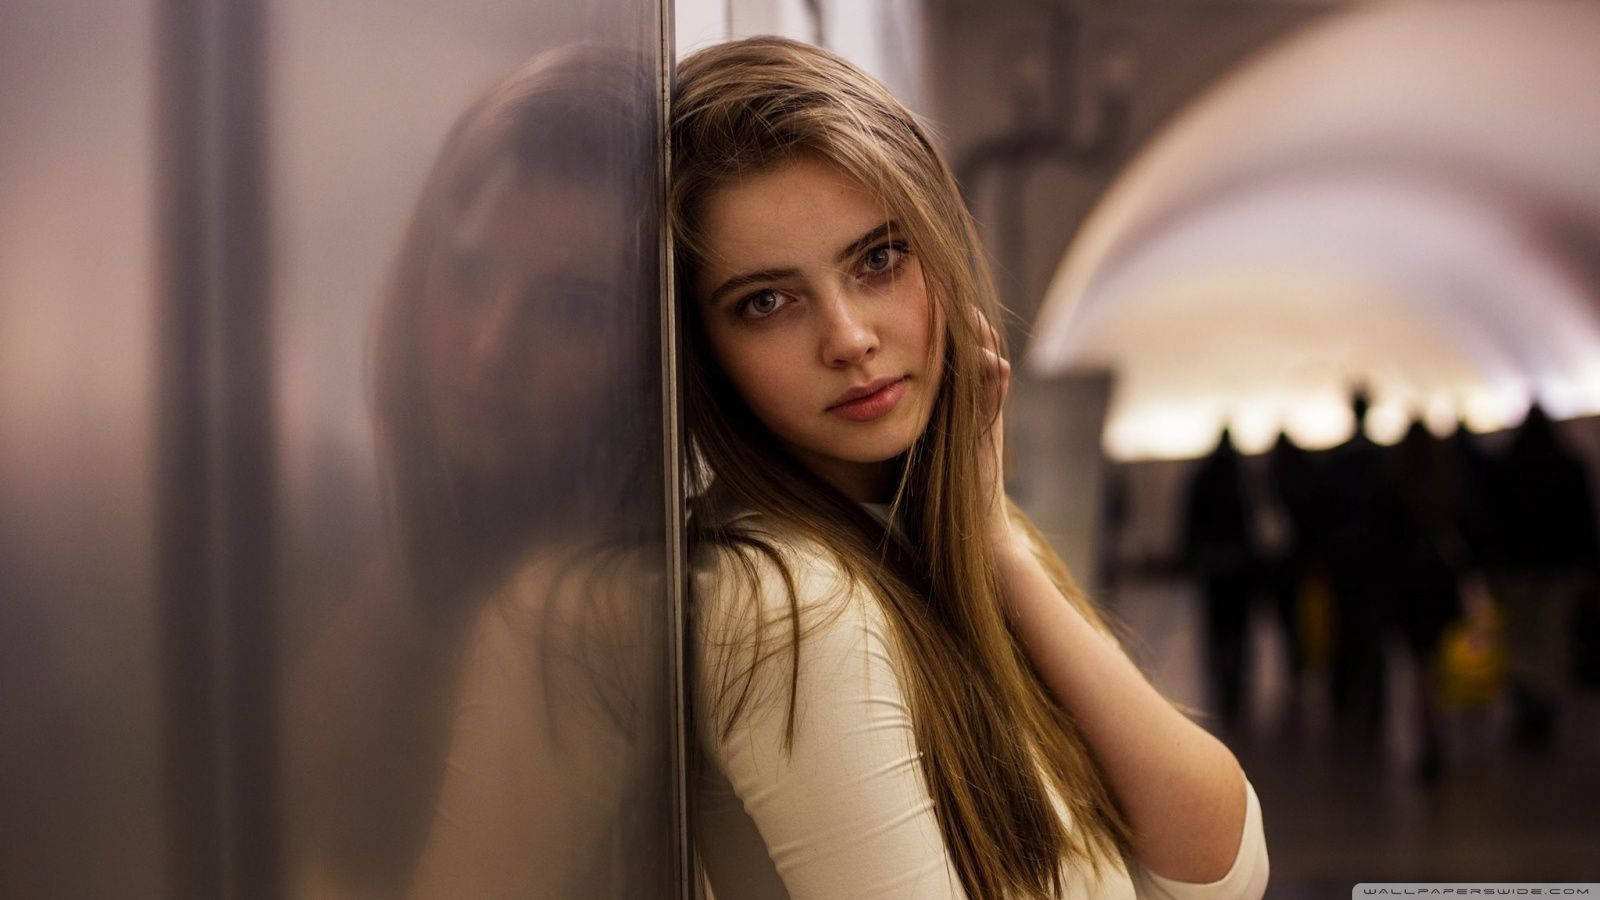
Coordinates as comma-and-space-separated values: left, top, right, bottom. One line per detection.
675, 38, 1263, 898
367, 45, 667, 897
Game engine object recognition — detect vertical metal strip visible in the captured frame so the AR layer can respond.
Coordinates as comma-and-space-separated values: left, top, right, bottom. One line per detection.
658, 1, 695, 897
212, 0, 282, 894
154, 1, 223, 895
155, 1, 280, 894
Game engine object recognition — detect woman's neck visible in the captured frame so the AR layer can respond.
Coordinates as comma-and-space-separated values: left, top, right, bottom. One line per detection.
788, 447, 898, 503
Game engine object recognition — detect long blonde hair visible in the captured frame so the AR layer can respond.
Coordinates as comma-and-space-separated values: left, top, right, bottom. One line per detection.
672, 37, 1133, 897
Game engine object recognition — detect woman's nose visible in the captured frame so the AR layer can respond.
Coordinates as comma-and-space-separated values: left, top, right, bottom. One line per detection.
466, 285, 520, 372
819, 291, 878, 367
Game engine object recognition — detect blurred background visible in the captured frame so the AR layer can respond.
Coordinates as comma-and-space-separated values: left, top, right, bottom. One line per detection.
4, 0, 1597, 896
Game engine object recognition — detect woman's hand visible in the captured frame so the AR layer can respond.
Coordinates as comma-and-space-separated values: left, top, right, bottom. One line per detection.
973, 307, 1014, 552
968, 315, 1258, 891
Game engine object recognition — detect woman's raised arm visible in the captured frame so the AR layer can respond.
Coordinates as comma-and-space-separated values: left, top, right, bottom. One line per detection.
976, 313, 1267, 893
990, 531, 1268, 893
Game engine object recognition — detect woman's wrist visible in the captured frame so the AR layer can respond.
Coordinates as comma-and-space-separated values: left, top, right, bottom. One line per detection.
985, 518, 1042, 592
985, 525, 1023, 563
982, 497, 1029, 559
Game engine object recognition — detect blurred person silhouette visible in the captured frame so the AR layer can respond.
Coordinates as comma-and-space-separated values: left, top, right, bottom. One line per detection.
1389, 420, 1468, 782
1573, 573, 1600, 688
1236, 435, 1292, 714
286, 46, 670, 897
1182, 427, 1261, 729
1448, 420, 1497, 570
1265, 432, 1319, 707
1481, 404, 1599, 751
1318, 391, 1407, 745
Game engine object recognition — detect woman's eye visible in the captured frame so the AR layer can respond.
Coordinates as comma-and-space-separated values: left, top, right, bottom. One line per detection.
860, 242, 909, 277
738, 289, 787, 319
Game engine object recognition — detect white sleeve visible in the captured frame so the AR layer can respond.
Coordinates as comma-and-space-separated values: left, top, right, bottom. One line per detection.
1129, 777, 1270, 900
693, 541, 966, 900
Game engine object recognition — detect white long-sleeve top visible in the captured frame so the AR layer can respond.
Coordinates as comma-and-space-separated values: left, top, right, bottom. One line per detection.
691, 516, 1269, 899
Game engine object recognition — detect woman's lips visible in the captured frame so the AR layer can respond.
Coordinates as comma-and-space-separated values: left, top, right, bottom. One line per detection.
828, 377, 908, 422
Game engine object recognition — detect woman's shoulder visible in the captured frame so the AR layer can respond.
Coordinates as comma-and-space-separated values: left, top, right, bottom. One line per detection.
690, 487, 852, 580
692, 511, 862, 620
695, 504, 902, 689
693, 505, 833, 564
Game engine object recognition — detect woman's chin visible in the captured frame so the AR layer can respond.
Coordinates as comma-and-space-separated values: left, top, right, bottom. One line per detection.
810, 425, 918, 466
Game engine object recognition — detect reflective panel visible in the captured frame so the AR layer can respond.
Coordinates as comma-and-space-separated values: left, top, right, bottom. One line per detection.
0, 2, 164, 896
268, 4, 678, 896
2, 0, 680, 896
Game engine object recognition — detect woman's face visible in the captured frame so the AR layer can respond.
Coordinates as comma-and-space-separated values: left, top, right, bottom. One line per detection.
418, 161, 625, 481
694, 155, 944, 501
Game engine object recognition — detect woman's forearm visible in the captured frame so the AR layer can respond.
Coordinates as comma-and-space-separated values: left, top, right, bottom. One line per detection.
991, 532, 1247, 883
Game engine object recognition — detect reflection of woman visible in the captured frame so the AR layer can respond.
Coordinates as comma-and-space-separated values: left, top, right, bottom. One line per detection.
673, 39, 1269, 898
290, 47, 669, 897
374, 48, 658, 613
386, 47, 671, 898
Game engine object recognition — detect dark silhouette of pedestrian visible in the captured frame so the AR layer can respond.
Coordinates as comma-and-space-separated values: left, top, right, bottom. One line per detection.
1318, 393, 1407, 744
1183, 428, 1261, 728
1389, 420, 1467, 781
1481, 405, 1599, 751
1266, 431, 1318, 702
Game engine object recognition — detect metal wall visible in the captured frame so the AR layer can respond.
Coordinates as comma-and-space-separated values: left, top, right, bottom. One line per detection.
0, 0, 684, 896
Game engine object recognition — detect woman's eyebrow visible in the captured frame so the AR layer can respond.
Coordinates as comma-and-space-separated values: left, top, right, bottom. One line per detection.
834, 220, 896, 264
707, 266, 801, 306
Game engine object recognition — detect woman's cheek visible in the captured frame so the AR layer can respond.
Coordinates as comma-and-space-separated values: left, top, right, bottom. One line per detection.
737, 369, 793, 427
710, 321, 812, 427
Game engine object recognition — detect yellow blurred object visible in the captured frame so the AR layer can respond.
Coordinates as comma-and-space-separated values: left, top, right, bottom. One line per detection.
1297, 573, 1334, 670
1436, 600, 1507, 709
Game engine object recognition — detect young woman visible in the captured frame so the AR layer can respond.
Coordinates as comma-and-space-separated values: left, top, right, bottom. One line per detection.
673, 37, 1270, 899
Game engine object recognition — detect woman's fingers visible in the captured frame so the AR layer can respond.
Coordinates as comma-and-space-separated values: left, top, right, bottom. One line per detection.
971, 304, 1002, 355
971, 310, 1010, 528
970, 305, 1010, 442
978, 343, 1011, 420
978, 350, 1010, 453
980, 346, 1010, 395
972, 306, 1007, 373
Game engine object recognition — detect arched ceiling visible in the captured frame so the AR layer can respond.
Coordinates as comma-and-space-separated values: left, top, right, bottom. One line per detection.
1026, 0, 1600, 460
